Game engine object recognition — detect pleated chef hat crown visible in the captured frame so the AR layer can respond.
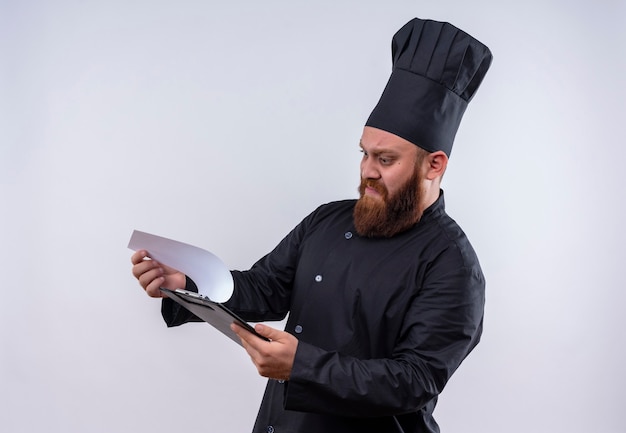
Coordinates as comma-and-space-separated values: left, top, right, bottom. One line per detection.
366, 18, 492, 156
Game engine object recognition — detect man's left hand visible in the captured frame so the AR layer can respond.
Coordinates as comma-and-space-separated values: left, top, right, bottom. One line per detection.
231, 323, 298, 381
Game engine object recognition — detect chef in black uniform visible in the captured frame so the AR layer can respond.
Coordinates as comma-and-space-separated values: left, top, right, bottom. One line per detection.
132, 17, 492, 433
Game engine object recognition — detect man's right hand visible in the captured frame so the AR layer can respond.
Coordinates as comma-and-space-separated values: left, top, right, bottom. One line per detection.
131, 250, 186, 298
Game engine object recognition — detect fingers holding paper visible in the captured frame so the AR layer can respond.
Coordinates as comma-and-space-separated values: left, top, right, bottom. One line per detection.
232, 323, 298, 381
130, 249, 186, 297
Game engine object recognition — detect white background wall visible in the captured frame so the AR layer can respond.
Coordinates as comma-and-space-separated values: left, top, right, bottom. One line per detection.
1, 1, 624, 432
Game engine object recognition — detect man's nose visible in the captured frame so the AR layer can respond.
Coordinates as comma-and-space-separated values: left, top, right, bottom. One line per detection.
361, 158, 380, 179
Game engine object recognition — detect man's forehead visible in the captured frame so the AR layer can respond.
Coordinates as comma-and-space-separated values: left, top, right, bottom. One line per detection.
360, 127, 417, 153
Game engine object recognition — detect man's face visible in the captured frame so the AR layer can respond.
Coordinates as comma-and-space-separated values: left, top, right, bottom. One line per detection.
354, 127, 424, 238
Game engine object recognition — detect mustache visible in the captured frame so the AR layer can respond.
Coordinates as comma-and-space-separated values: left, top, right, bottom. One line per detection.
359, 178, 388, 197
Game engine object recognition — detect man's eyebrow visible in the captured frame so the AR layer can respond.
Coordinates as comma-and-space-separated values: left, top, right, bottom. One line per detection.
360, 143, 400, 156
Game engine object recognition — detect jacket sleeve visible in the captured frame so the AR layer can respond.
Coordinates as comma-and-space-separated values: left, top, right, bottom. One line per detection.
284, 260, 485, 417
160, 276, 203, 327
223, 209, 317, 322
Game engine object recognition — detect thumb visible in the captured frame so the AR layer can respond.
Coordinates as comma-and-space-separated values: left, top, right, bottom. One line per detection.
254, 324, 281, 342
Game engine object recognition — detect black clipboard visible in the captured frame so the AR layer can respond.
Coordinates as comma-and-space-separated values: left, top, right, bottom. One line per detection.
160, 288, 270, 346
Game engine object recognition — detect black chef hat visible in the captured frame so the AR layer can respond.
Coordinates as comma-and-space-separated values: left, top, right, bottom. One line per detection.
365, 18, 492, 156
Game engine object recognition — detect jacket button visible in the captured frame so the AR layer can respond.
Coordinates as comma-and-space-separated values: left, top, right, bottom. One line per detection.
314, 274, 322, 282
267, 426, 275, 433
344, 231, 353, 239
295, 325, 303, 334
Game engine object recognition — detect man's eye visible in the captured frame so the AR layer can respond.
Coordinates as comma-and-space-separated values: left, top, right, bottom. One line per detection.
380, 157, 391, 165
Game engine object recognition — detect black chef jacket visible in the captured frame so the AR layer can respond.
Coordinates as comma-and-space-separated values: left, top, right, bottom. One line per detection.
162, 192, 485, 433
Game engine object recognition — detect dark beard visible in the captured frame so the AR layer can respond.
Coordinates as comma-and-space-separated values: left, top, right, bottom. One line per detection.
353, 166, 423, 238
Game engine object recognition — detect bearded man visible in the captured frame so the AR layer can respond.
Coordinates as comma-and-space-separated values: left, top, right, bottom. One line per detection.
131, 17, 492, 433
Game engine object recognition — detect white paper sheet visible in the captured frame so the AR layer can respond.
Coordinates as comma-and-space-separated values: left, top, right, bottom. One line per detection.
127, 230, 233, 303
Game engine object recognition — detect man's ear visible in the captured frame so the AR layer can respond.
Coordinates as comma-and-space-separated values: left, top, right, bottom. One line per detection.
424, 151, 448, 180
